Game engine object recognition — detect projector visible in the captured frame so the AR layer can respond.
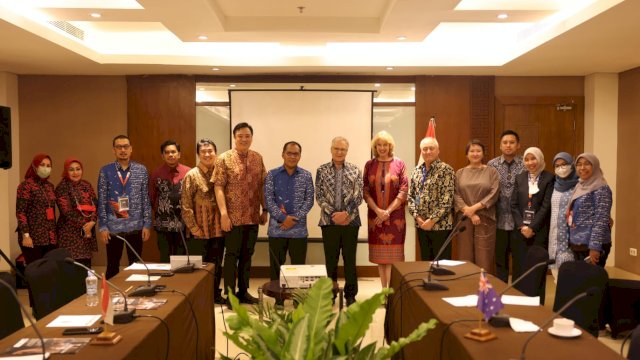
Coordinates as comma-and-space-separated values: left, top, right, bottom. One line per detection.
280, 264, 328, 288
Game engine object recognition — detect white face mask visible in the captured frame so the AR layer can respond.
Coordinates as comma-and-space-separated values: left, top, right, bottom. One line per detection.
554, 164, 572, 178
36, 165, 51, 179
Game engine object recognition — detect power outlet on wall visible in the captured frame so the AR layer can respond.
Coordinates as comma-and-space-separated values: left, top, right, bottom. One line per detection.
630, 248, 638, 257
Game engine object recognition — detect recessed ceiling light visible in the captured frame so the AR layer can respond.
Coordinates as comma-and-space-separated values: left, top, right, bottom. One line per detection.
198, 87, 205, 91
212, 67, 220, 71
90, 13, 101, 18
229, 84, 237, 87
198, 35, 208, 40
386, 67, 394, 71
374, 83, 381, 87
396, 35, 407, 41
497, 13, 508, 20
411, 87, 416, 91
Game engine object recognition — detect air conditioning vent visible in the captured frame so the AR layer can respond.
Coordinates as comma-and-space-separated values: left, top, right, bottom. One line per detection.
48, 21, 85, 41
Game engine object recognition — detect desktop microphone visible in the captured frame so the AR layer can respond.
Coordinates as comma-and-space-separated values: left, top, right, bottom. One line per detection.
423, 226, 467, 291
519, 287, 599, 360
489, 259, 555, 327
0, 278, 47, 360
431, 215, 468, 276
113, 234, 158, 297
64, 258, 135, 324
171, 227, 194, 273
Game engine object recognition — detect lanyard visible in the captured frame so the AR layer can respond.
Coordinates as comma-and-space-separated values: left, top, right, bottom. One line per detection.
116, 164, 131, 194
37, 181, 53, 209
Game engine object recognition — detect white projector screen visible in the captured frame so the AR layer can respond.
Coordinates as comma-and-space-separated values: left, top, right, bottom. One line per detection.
230, 90, 373, 240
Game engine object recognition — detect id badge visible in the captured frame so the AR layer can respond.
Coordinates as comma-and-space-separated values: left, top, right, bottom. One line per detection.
46, 207, 55, 220
523, 209, 535, 225
118, 196, 130, 211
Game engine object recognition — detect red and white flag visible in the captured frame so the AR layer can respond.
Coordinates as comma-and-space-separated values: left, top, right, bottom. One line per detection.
425, 116, 436, 139
101, 273, 114, 325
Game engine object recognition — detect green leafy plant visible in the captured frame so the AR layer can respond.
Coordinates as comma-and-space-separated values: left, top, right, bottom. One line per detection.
222, 277, 437, 360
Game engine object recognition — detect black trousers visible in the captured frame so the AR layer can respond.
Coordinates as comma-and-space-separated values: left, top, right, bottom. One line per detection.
106, 231, 143, 279
18, 243, 55, 265
321, 225, 358, 299
205, 237, 225, 295
268, 237, 308, 281
572, 242, 612, 267
495, 229, 516, 283
223, 225, 257, 296
417, 229, 451, 261
157, 231, 184, 263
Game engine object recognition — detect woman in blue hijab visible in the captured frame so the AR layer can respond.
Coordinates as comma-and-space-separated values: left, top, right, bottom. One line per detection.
549, 152, 578, 282
548, 152, 579, 282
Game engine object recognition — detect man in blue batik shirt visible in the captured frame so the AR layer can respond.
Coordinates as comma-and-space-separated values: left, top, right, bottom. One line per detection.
98, 135, 152, 279
264, 141, 314, 305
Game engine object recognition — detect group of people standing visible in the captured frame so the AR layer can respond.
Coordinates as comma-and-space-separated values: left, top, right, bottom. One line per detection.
15, 125, 612, 309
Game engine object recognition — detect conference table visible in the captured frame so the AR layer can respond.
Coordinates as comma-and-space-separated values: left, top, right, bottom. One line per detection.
0, 264, 215, 359
385, 261, 622, 360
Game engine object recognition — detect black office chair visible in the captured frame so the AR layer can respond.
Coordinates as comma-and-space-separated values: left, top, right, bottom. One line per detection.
554, 261, 609, 337
0, 272, 24, 340
25, 248, 85, 320
514, 245, 549, 304
627, 324, 640, 359
603, 279, 640, 338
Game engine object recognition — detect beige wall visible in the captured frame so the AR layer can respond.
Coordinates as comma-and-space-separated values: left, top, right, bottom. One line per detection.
585, 73, 619, 267
616, 67, 640, 274
18, 75, 127, 266
0, 72, 20, 271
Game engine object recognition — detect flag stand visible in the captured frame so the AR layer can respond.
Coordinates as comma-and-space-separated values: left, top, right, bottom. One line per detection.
465, 268, 498, 342
464, 315, 497, 342
92, 273, 122, 345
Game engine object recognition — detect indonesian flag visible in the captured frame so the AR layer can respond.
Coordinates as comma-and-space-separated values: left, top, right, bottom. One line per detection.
101, 273, 114, 325
425, 117, 436, 139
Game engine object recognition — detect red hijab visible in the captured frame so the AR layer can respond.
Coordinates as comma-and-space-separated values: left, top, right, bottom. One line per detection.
24, 153, 52, 180
62, 157, 83, 180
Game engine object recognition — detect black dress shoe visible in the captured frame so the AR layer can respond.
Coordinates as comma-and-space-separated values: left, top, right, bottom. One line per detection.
346, 297, 356, 306
237, 292, 259, 305
214, 294, 226, 305
275, 298, 285, 308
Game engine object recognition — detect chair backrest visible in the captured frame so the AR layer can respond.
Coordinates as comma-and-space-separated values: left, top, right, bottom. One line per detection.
554, 261, 609, 337
25, 248, 85, 320
629, 324, 640, 360
514, 245, 549, 298
0, 272, 24, 340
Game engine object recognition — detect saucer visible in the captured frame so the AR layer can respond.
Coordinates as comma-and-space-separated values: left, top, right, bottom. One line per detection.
548, 326, 582, 338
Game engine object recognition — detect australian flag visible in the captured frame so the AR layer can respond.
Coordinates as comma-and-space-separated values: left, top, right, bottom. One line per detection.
477, 271, 504, 321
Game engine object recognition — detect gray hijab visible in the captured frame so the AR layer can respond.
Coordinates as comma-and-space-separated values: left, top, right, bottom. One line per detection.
570, 153, 608, 203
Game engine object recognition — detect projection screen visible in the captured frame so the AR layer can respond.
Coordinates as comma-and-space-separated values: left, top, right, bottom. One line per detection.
229, 90, 373, 240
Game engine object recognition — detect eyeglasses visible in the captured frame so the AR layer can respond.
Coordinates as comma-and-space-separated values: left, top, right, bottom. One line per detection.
114, 144, 131, 150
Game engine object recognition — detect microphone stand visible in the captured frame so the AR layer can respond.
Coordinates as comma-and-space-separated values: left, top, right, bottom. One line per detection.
113, 234, 158, 297
0, 278, 47, 360
171, 226, 194, 273
431, 215, 467, 276
519, 287, 598, 360
423, 224, 467, 291
64, 258, 136, 324
489, 259, 554, 327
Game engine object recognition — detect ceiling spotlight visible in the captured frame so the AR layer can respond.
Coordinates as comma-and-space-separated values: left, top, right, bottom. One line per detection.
198, 35, 208, 40
497, 13, 508, 20
374, 83, 381, 87
198, 87, 205, 91
212, 67, 220, 71
386, 67, 394, 71
90, 13, 102, 18
396, 35, 407, 41
229, 84, 237, 87
411, 87, 416, 91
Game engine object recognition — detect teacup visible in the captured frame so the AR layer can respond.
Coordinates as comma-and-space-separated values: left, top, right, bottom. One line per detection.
552, 318, 575, 335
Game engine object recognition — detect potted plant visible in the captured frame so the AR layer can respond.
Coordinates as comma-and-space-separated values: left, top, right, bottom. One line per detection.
222, 277, 437, 359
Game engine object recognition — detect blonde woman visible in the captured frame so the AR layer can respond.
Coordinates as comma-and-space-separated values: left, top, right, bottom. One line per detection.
363, 131, 408, 288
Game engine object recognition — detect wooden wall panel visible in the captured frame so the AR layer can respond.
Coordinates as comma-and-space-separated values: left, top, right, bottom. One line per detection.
471, 77, 495, 156
127, 75, 196, 261
616, 67, 640, 274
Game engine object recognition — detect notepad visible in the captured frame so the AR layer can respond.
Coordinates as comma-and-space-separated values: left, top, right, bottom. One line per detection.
125, 274, 161, 282
47, 315, 101, 328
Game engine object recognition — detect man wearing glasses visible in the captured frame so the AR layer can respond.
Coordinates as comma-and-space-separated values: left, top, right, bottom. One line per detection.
264, 141, 314, 306
97, 135, 152, 279
315, 137, 363, 306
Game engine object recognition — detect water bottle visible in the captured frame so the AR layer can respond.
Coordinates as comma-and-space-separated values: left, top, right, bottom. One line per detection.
85, 270, 99, 307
